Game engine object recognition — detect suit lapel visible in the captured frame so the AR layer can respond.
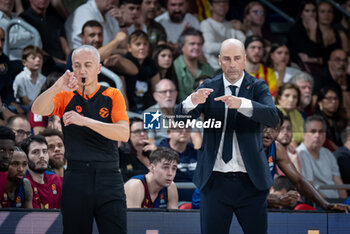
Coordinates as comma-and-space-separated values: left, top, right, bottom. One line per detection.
238, 72, 253, 98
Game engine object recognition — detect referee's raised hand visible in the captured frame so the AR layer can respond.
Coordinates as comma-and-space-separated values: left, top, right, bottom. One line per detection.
55, 70, 79, 92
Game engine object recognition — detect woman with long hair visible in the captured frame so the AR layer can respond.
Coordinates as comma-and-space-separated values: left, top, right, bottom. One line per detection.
267, 42, 301, 86
316, 86, 347, 151
288, 0, 323, 65
152, 44, 179, 91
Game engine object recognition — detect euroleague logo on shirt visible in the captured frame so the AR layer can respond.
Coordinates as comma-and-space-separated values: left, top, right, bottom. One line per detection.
76, 105, 82, 113
99, 107, 110, 118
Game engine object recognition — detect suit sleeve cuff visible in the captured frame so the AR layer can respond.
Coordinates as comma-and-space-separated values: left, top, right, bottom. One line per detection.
182, 94, 197, 113
237, 97, 253, 117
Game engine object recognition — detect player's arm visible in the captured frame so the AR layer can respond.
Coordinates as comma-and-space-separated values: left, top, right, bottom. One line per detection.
275, 142, 346, 210
124, 179, 145, 208
32, 70, 78, 116
23, 178, 33, 208
332, 175, 348, 199
167, 182, 178, 209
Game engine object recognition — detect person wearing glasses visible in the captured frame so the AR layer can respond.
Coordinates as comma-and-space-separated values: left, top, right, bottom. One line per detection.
312, 49, 350, 118
297, 115, 348, 199
315, 86, 347, 151
145, 79, 202, 149
6, 115, 31, 146
119, 117, 157, 182
242, 1, 266, 37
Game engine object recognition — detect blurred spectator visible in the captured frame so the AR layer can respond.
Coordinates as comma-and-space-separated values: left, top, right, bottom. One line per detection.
241, 1, 266, 38
316, 1, 348, 62
50, 0, 87, 19
124, 147, 179, 208
119, 117, 155, 182
6, 115, 31, 146
276, 116, 303, 174
0, 0, 43, 60
334, 126, 350, 194
0, 126, 15, 204
312, 49, 350, 117
119, 0, 144, 34
124, 30, 160, 112
40, 128, 65, 178
47, 115, 62, 132
334, 0, 350, 36
155, 0, 200, 44
200, 0, 245, 71
245, 35, 277, 96
174, 28, 214, 102
140, 0, 167, 53
288, 0, 323, 65
0, 26, 24, 118
13, 45, 46, 108
157, 125, 197, 183
65, 0, 120, 49
289, 72, 314, 118
297, 115, 347, 199
66, 20, 138, 86
28, 72, 61, 135
266, 42, 300, 85
275, 83, 304, 146
0, 147, 33, 208
20, 0, 70, 65
146, 79, 178, 138
145, 79, 202, 148
22, 135, 62, 209
152, 44, 179, 90
315, 86, 347, 151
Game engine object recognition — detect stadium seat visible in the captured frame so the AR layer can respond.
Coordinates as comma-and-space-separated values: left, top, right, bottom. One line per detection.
294, 203, 316, 211
179, 202, 192, 209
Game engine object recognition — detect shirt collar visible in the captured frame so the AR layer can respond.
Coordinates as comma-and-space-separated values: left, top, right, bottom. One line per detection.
223, 71, 245, 89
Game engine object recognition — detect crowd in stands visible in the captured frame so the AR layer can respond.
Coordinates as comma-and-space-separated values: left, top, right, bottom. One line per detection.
1, 0, 350, 211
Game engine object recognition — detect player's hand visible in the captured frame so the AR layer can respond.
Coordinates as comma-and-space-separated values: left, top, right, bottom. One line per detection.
55, 70, 79, 92
63, 111, 87, 127
326, 203, 350, 213
191, 88, 213, 105
215, 95, 241, 109
279, 191, 300, 208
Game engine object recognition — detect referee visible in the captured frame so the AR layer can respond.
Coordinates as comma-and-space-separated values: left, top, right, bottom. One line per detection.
32, 45, 129, 233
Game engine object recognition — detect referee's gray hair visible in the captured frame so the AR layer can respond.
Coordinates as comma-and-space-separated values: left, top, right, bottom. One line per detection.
72, 45, 100, 64
289, 72, 314, 88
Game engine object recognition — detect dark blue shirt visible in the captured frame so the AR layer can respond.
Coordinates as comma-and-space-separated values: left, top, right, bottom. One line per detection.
157, 138, 197, 182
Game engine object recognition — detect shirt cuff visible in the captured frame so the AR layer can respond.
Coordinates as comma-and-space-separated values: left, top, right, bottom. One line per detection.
182, 94, 197, 113
237, 98, 253, 117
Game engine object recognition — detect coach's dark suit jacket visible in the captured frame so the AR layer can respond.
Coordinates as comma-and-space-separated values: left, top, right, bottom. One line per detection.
175, 72, 279, 191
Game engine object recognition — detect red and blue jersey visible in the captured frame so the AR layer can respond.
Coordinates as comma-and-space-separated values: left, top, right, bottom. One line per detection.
132, 174, 167, 209
265, 142, 276, 178
25, 171, 62, 209
1, 181, 25, 208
